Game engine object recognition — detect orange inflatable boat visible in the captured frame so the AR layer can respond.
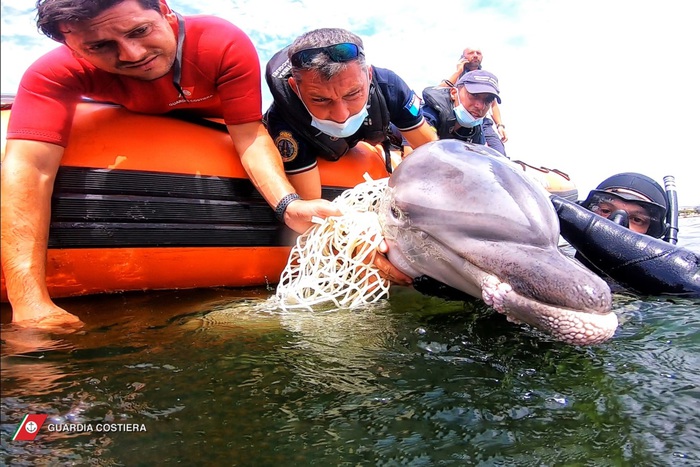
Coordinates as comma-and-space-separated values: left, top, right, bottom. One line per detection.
1, 98, 578, 301
0, 99, 392, 301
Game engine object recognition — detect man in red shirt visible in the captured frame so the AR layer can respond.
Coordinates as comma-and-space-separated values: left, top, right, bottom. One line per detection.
3, 0, 405, 329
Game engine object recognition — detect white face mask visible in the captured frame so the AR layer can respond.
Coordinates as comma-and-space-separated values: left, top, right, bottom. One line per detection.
295, 82, 369, 138
453, 92, 483, 128
309, 107, 369, 138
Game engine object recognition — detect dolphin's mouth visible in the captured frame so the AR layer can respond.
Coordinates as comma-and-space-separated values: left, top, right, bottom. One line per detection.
481, 275, 618, 345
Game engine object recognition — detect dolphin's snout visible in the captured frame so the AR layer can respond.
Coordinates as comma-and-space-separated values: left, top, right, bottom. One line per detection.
500, 248, 613, 315
481, 275, 617, 345
380, 140, 617, 344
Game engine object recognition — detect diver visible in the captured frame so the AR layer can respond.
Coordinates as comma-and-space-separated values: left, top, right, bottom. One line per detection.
579, 172, 673, 241
552, 172, 699, 297
414, 171, 699, 300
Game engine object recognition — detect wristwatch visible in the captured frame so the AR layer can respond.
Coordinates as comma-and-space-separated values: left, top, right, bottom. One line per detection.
496, 123, 506, 129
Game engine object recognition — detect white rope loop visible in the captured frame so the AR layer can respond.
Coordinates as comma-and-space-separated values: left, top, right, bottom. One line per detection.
276, 177, 392, 311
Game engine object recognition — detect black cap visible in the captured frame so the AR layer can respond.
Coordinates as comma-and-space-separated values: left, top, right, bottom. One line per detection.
595, 172, 667, 210
582, 172, 668, 238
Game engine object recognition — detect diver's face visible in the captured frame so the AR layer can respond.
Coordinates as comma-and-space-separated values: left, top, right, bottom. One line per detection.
590, 198, 652, 234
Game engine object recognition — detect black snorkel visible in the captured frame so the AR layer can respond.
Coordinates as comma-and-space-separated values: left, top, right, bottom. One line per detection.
663, 175, 679, 245
608, 210, 629, 229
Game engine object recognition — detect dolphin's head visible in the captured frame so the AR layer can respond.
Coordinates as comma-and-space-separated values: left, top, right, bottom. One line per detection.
379, 140, 615, 345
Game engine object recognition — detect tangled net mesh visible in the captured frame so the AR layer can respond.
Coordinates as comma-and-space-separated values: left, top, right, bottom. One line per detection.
276, 176, 391, 311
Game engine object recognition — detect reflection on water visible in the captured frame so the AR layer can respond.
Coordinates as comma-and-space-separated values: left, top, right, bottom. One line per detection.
679, 215, 700, 252
1, 218, 699, 466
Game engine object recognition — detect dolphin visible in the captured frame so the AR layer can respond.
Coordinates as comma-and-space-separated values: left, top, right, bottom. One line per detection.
379, 140, 616, 345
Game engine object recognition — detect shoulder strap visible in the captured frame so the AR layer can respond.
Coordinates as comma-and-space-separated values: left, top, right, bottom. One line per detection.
422, 86, 456, 139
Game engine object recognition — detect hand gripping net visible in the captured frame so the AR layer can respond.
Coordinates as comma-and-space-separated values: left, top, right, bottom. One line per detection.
276, 176, 391, 311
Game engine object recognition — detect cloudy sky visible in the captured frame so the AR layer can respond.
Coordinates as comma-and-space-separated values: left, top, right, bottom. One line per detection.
2, 0, 699, 205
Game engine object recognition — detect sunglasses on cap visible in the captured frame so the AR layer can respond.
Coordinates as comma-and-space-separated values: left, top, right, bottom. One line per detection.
290, 43, 364, 68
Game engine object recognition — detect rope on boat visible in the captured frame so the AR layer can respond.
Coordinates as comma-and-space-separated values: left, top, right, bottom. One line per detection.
276, 175, 391, 311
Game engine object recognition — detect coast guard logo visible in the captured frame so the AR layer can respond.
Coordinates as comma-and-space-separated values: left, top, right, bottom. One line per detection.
13, 414, 48, 441
275, 131, 299, 162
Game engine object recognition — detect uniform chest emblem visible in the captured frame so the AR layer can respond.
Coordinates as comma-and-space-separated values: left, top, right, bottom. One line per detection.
275, 131, 299, 162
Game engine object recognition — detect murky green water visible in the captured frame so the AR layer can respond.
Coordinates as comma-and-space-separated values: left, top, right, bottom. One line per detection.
2, 218, 699, 466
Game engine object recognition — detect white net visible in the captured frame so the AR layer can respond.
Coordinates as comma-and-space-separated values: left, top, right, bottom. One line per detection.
276, 176, 392, 311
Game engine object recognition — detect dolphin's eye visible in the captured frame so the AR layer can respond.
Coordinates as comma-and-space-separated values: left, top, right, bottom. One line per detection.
390, 204, 401, 219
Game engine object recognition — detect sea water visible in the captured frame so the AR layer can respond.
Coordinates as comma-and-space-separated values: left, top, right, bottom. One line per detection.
1, 217, 699, 466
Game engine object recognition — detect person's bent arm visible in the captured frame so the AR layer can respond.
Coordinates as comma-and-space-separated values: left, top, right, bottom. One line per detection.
438, 58, 468, 87
1, 140, 83, 328
287, 166, 322, 200
401, 121, 438, 152
227, 121, 341, 233
490, 102, 508, 143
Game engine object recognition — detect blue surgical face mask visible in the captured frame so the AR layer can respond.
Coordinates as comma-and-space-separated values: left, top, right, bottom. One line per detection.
295, 82, 369, 138
453, 92, 483, 128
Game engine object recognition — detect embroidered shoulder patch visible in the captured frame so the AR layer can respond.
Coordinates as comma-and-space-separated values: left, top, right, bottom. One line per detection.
275, 131, 299, 162
405, 92, 422, 117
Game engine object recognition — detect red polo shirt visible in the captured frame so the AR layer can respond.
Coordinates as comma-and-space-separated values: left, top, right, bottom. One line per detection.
7, 14, 262, 146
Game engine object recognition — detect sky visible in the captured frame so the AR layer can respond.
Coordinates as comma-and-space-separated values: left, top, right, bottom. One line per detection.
2, 0, 699, 206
